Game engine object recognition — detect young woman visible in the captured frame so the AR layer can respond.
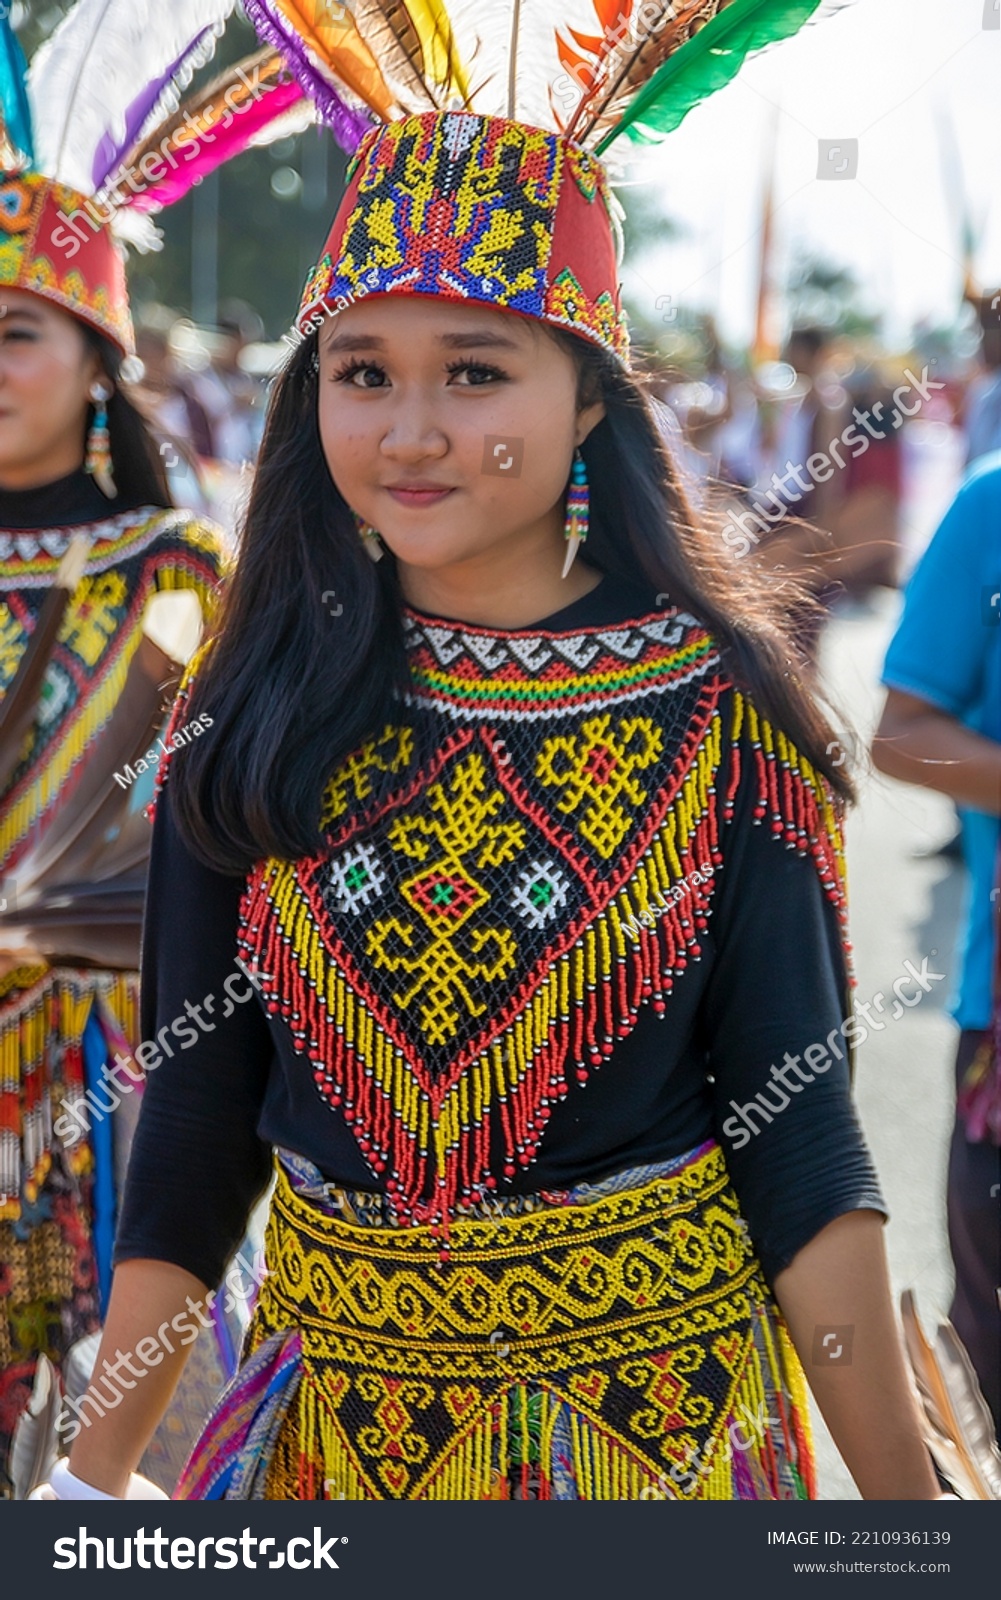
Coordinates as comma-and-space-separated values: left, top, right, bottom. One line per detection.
0, 170, 225, 1492
47, 105, 946, 1502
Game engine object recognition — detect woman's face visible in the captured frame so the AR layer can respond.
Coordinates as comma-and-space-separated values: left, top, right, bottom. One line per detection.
316, 294, 604, 580
0, 289, 104, 491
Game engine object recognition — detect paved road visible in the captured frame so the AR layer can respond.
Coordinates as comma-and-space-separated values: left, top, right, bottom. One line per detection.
810, 423, 965, 1498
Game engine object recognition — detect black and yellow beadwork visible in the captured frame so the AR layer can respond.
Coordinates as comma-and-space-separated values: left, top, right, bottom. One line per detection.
237, 1141, 814, 1500
160, 601, 851, 1244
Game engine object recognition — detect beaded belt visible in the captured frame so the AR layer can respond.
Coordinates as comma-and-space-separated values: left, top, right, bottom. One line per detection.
217, 1139, 815, 1499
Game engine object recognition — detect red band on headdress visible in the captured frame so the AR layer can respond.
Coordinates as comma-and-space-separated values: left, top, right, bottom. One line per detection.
0, 171, 133, 356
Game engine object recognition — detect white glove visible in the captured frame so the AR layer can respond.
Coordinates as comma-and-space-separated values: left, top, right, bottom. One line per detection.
29, 1459, 168, 1501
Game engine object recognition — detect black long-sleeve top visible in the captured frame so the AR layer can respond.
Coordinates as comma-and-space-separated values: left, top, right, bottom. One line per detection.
114, 571, 885, 1291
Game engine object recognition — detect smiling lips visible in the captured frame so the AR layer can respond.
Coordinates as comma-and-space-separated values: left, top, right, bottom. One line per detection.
384, 484, 455, 507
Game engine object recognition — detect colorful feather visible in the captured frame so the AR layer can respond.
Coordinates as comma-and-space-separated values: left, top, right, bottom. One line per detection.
396, 0, 580, 123
0, 11, 34, 165
106, 49, 311, 215
245, 1, 847, 150
595, 0, 844, 153
900, 1290, 1001, 1500
346, 1, 450, 112
243, 0, 396, 149
560, 1, 729, 144
386, 0, 473, 107
27, 0, 237, 195
349, 1, 442, 113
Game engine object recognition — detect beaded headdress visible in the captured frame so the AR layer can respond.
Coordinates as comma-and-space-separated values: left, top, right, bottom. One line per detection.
296, 110, 630, 362
0, 170, 133, 354
244, 1, 850, 361
0, 2, 318, 355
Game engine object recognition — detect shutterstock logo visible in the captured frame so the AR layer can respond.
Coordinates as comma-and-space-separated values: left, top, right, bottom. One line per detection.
482, 435, 525, 476
53, 1527, 348, 1570
812, 1324, 854, 1366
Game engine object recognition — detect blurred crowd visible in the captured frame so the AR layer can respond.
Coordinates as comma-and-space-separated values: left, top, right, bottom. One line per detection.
129, 296, 277, 536
134, 283, 1001, 671
648, 290, 1001, 666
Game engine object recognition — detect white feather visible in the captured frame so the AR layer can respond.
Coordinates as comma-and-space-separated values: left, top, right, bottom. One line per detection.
28, 0, 238, 195
109, 208, 164, 253
10, 1354, 61, 1500
247, 99, 317, 147
345, 0, 610, 128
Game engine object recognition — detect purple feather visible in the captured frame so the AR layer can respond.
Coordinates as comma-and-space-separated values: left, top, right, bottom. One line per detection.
90, 26, 221, 192
242, 0, 373, 155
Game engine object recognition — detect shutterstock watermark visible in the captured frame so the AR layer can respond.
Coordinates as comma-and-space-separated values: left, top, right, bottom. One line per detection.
813, 1324, 855, 1366
53, 1527, 346, 1570
482, 435, 525, 476
552, 1, 678, 114
817, 139, 859, 180
721, 955, 946, 1150
638, 1398, 775, 1497
51, 60, 289, 259
53, 958, 266, 1149
58, 1251, 267, 1445
722, 367, 945, 558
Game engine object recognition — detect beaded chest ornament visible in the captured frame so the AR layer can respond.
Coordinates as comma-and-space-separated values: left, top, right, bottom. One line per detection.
159, 603, 852, 1256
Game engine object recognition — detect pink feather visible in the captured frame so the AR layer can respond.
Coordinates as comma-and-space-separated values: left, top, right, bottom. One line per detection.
123, 78, 307, 213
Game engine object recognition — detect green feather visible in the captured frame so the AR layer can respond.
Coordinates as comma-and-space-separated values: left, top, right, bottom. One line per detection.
595, 0, 826, 155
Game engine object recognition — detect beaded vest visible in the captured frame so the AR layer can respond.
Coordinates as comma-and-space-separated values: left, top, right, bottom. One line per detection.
0, 507, 224, 1217
0, 507, 223, 872
161, 598, 850, 1239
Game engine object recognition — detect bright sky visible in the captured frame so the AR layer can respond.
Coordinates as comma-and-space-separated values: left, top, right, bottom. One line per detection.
614, 0, 1001, 348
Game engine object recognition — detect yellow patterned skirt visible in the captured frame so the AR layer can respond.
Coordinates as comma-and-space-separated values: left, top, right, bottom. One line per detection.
176, 1139, 816, 1500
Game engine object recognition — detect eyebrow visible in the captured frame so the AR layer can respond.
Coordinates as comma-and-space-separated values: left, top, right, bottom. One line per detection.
323, 327, 525, 354
0, 305, 43, 321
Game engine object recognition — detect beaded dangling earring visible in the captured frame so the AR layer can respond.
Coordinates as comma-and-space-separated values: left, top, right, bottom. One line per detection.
561, 447, 589, 579
85, 381, 117, 498
352, 509, 385, 562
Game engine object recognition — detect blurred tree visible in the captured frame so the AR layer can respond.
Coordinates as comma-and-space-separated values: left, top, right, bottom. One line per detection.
12, 2, 349, 337
910, 311, 981, 378
616, 182, 681, 355
785, 251, 881, 341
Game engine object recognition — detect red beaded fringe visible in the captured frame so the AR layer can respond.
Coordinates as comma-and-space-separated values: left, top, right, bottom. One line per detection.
235, 684, 852, 1244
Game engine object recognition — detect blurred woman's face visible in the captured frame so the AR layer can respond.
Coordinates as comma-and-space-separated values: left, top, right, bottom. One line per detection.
316, 294, 604, 584
0, 289, 104, 490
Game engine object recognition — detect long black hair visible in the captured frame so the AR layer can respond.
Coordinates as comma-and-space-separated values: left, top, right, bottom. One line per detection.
84, 328, 173, 510
170, 323, 855, 874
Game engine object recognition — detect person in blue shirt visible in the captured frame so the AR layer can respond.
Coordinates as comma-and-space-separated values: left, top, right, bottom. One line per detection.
873, 452, 1001, 1440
